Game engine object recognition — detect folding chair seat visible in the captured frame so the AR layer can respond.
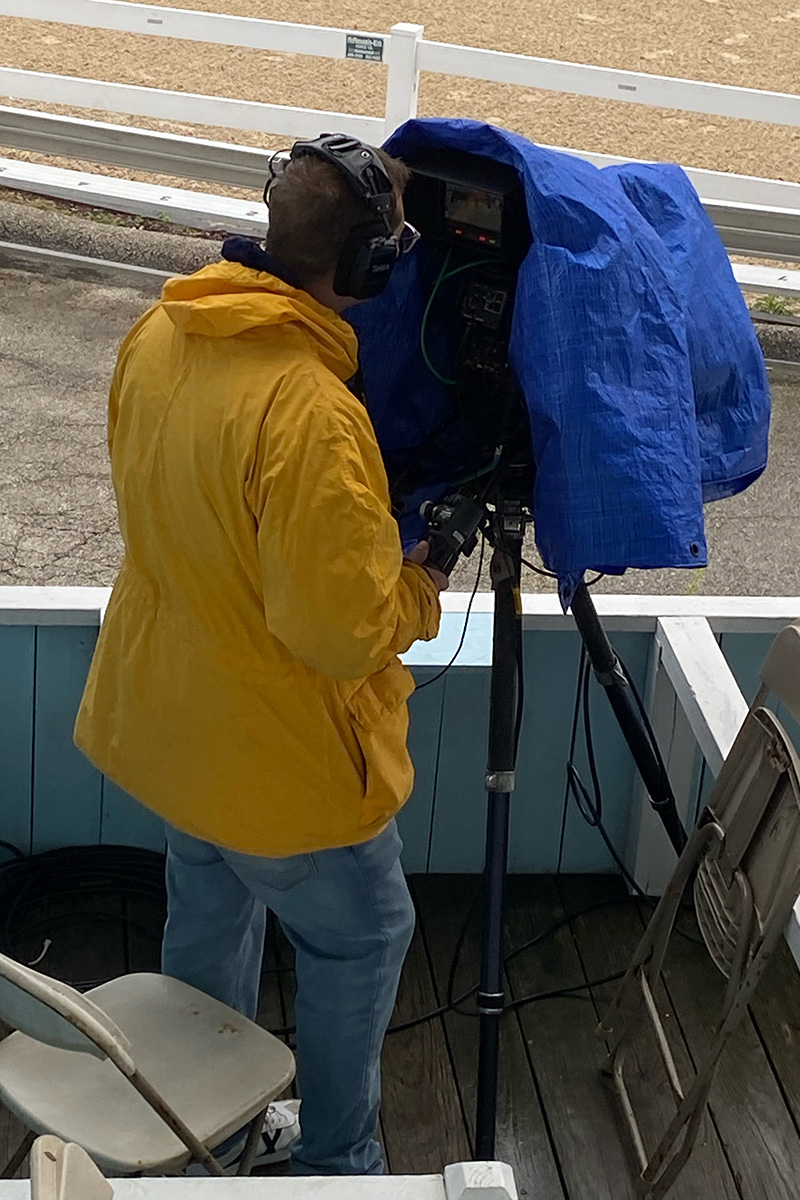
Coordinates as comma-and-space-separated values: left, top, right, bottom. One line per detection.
0, 963, 295, 1178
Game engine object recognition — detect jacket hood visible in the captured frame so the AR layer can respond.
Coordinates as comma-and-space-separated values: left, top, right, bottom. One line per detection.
160, 261, 359, 382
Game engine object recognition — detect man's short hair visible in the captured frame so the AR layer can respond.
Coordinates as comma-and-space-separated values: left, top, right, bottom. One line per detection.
265, 145, 411, 287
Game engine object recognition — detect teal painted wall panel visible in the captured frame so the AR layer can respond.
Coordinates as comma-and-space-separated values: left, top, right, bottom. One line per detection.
720, 633, 772, 703
0, 626, 35, 855
398, 669, 446, 873
1, 619, 658, 871
510, 630, 581, 873
721, 630, 800, 756
428, 668, 492, 871
558, 630, 652, 872
32, 625, 103, 852
100, 778, 166, 853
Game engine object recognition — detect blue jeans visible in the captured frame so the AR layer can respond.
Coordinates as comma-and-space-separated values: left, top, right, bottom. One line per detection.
161, 820, 415, 1176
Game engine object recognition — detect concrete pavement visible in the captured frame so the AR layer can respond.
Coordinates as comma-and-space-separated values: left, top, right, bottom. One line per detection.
1, 210, 798, 596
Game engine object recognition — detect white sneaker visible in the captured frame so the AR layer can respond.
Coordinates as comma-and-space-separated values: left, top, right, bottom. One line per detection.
187, 1099, 301, 1174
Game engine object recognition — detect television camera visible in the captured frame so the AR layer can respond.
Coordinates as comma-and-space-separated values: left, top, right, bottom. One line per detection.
399, 144, 687, 1161
400, 148, 534, 574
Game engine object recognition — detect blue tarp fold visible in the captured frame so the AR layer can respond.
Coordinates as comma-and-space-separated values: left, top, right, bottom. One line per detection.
349, 119, 770, 602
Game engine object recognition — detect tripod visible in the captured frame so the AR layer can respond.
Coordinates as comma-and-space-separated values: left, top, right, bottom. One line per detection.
474, 500, 525, 1160
470, 505, 688, 1160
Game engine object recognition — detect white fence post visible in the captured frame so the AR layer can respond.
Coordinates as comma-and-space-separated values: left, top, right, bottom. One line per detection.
384, 23, 423, 139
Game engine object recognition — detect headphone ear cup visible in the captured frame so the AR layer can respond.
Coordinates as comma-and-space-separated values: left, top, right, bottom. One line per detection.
334, 224, 399, 300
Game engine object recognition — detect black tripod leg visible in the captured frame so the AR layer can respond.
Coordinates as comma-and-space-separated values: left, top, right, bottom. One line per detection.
570, 582, 687, 855
475, 541, 522, 1160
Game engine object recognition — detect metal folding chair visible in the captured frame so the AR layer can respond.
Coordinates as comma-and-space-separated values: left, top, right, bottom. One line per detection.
0, 960, 295, 1179
598, 620, 800, 1199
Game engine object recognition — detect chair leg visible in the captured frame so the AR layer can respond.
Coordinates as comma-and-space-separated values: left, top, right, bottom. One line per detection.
2, 1130, 35, 1179
598, 823, 719, 1057
127, 1068, 226, 1178
237, 1105, 269, 1177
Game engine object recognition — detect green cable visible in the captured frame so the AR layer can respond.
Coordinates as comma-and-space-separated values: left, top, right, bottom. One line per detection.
419, 254, 488, 387
452, 450, 502, 487
420, 249, 454, 385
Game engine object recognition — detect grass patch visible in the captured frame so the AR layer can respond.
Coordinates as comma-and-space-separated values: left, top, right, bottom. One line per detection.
751, 293, 798, 316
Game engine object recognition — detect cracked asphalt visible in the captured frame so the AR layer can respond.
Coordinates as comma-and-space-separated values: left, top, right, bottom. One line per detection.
1, 221, 799, 595
0, 259, 152, 586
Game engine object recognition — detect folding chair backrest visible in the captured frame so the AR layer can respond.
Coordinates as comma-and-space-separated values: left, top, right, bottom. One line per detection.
0, 952, 134, 1073
759, 620, 800, 726
694, 622, 800, 977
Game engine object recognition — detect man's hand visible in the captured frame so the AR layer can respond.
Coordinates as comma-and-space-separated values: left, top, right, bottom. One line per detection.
405, 540, 449, 592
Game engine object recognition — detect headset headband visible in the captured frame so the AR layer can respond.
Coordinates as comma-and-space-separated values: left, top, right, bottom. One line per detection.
289, 134, 395, 232
263, 132, 404, 300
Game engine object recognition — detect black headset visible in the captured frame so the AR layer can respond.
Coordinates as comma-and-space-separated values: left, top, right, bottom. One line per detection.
266, 133, 402, 301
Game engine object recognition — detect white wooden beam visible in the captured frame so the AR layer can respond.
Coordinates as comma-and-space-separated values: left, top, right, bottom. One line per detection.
0, 1175, 452, 1199
733, 263, 800, 298
0, 0, 386, 61
417, 39, 800, 128
655, 617, 748, 775
0, 157, 269, 234
0, 106, 275, 189
0, 587, 112, 625
0, 68, 383, 143
385, 23, 423, 136
3, 589, 799, 633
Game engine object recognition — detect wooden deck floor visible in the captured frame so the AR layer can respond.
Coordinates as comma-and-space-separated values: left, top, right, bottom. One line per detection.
3, 873, 800, 1199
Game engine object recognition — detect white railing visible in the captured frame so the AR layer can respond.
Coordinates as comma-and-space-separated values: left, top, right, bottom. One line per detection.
2, 0, 800, 150
3, 586, 800, 962
1, 1, 799, 284
0, 66, 385, 143
0, 1, 412, 141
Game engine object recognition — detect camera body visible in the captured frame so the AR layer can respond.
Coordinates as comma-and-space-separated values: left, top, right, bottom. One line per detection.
401, 148, 535, 570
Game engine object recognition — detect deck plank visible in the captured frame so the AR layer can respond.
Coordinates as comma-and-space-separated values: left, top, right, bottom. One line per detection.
748, 937, 800, 1136
2, 869, 799, 1193
504, 875, 637, 1200
380, 922, 472, 1174
558, 875, 741, 1200
412, 875, 566, 1200
659, 908, 800, 1199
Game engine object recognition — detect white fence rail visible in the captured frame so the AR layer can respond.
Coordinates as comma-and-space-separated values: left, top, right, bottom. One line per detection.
3, 0, 800, 147
1, 1, 799, 277
417, 38, 800, 128
0, 67, 384, 143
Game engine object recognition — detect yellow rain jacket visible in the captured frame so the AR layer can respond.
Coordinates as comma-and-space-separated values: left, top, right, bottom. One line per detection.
74, 261, 441, 856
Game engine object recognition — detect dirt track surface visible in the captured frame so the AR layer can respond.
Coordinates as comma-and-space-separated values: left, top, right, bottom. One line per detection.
1, 0, 800, 188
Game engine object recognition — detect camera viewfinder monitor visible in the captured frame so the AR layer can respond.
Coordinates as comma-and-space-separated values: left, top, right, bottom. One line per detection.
402, 148, 531, 265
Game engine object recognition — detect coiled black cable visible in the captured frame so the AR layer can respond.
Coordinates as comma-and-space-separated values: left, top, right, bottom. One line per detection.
0, 845, 167, 978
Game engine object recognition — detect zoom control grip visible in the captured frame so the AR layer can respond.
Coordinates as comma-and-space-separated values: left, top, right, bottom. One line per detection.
419, 494, 485, 575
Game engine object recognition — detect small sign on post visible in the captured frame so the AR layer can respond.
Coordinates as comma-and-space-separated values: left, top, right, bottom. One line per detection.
345, 34, 385, 62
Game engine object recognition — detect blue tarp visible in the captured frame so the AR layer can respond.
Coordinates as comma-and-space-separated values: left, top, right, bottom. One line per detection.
348, 119, 770, 604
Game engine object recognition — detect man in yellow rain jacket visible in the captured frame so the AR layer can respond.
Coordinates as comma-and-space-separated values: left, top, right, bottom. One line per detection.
75, 134, 445, 1176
